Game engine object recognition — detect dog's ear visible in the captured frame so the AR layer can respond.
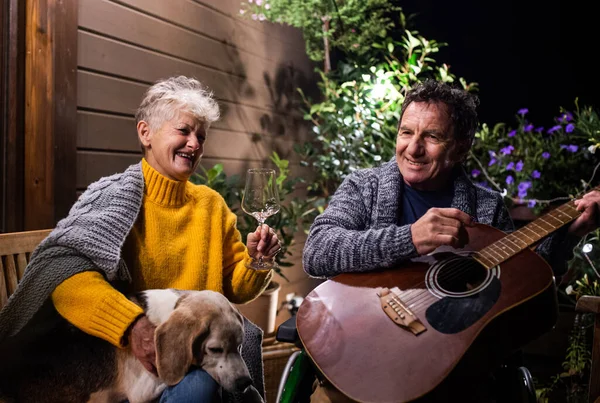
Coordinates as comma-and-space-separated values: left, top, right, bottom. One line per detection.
155, 307, 209, 385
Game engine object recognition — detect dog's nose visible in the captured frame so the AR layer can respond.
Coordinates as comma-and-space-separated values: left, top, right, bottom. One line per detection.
235, 376, 253, 392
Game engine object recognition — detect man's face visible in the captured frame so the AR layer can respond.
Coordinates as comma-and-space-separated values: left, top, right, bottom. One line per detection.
395, 101, 459, 191
140, 111, 207, 181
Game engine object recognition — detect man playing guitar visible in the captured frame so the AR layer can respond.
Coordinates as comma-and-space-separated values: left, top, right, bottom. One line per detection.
301, 80, 600, 402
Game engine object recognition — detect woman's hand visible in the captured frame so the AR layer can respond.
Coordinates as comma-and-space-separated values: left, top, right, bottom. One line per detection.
247, 224, 282, 261
128, 315, 158, 376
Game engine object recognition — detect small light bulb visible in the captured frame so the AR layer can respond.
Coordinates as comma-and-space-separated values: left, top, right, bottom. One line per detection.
583, 243, 593, 254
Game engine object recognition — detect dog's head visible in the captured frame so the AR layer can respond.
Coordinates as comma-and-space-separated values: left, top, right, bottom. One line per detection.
154, 290, 253, 393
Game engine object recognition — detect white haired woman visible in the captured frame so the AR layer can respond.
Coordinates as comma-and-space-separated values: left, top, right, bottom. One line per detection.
0, 76, 279, 402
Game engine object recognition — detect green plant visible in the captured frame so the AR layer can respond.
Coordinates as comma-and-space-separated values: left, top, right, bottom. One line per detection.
240, 0, 402, 72
294, 29, 476, 211
190, 153, 313, 280
536, 312, 591, 403
239, 2, 477, 215
535, 230, 600, 401
465, 105, 600, 215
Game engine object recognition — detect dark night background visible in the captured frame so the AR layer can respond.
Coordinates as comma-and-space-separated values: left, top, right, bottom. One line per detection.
399, 0, 600, 128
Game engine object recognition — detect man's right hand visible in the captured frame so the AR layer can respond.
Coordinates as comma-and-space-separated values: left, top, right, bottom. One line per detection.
410, 207, 474, 255
128, 314, 158, 376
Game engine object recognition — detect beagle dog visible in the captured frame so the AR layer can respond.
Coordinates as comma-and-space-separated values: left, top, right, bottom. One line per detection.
0, 289, 263, 403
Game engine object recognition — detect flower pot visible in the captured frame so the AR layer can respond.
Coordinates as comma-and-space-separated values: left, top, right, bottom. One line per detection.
236, 281, 281, 334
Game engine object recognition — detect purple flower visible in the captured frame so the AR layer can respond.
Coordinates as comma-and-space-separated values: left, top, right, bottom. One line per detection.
506, 175, 514, 185
518, 108, 529, 116
535, 127, 544, 133
506, 161, 515, 170
518, 181, 532, 191
518, 189, 528, 198
560, 144, 579, 153
524, 124, 534, 132
488, 157, 497, 166
542, 152, 551, 159
515, 160, 524, 172
565, 123, 575, 133
508, 130, 516, 137
558, 111, 573, 122
531, 170, 541, 179
528, 200, 537, 208
500, 145, 515, 155
488, 150, 496, 157
471, 169, 481, 178
547, 125, 562, 134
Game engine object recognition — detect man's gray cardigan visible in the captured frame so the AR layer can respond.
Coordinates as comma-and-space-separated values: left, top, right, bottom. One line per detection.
303, 159, 579, 278
0, 162, 265, 400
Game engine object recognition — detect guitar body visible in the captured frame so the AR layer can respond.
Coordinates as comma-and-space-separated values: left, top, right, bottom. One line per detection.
297, 223, 559, 403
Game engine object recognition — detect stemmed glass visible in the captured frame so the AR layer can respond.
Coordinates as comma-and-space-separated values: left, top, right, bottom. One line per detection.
241, 168, 281, 270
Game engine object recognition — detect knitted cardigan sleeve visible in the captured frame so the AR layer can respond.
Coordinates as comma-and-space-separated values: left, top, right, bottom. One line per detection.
302, 171, 417, 278
0, 163, 143, 342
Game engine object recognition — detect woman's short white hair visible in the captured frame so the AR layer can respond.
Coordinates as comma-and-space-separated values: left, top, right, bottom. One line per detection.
136, 75, 220, 131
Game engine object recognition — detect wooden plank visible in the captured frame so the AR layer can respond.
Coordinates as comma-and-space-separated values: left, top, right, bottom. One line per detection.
77, 111, 139, 151
78, 0, 302, 85
77, 111, 301, 160
0, 229, 52, 256
114, 0, 312, 69
16, 253, 28, 280
25, 0, 55, 229
576, 295, 600, 313
2, 0, 26, 232
77, 71, 311, 141
24, 0, 78, 230
76, 151, 313, 190
0, 258, 7, 308
77, 30, 294, 111
591, 316, 600, 403
53, 0, 78, 224
4, 255, 18, 295
77, 70, 145, 116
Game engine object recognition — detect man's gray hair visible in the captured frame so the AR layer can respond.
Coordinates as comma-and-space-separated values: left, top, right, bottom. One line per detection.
136, 75, 220, 131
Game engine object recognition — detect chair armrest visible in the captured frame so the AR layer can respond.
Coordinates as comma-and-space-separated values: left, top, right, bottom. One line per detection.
575, 295, 600, 314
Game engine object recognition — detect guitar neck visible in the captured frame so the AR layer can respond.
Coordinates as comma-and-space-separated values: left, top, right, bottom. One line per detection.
473, 200, 582, 269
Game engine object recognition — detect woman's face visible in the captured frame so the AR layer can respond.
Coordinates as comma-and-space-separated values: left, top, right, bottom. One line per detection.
138, 110, 206, 181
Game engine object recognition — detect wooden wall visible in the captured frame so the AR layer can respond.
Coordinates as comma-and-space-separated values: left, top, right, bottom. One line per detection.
76, 0, 322, 325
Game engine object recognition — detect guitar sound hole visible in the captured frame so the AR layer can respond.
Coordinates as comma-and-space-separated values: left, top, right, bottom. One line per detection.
435, 257, 488, 294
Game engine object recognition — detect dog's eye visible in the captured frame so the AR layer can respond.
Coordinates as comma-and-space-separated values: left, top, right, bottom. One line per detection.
208, 347, 224, 354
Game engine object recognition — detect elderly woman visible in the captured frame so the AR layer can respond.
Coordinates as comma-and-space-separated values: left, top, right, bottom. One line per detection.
0, 76, 279, 402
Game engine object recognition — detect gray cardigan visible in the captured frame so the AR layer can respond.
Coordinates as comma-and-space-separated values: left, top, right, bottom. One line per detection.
303, 159, 579, 278
0, 161, 265, 400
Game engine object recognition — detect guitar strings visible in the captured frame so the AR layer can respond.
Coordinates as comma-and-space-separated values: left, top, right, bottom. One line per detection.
394, 201, 584, 312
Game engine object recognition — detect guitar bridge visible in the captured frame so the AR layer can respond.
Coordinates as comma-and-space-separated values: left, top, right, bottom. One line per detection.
378, 287, 427, 335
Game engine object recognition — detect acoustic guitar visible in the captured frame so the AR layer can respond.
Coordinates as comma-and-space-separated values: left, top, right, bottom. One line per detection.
297, 199, 584, 403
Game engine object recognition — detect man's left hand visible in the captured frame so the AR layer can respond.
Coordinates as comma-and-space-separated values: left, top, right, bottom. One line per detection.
570, 190, 600, 237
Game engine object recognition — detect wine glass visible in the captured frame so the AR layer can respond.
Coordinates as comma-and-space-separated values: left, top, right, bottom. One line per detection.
241, 168, 281, 270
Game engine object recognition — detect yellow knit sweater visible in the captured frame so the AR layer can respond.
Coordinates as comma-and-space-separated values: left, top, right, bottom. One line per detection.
52, 159, 273, 346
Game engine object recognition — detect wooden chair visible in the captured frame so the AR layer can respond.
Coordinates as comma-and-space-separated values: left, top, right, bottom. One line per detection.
0, 229, 294, 397
575, 295, 600, 403
0, 229, 51, 309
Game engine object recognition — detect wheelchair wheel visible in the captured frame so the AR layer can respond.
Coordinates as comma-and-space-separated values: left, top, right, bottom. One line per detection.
276, 350, 316, 403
